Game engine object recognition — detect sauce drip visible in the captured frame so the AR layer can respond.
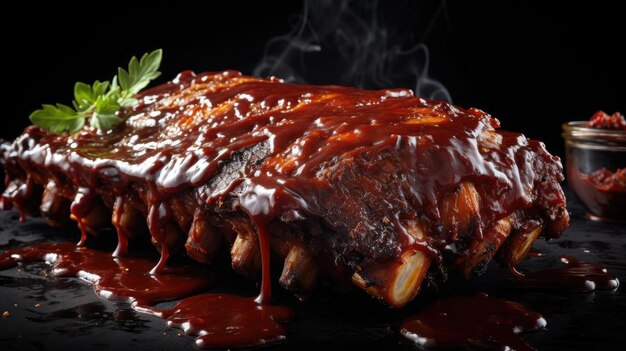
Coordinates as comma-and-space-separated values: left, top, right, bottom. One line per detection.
400, 293, 546, 351
1, 175, 34, 222
512, 256, 620, 292
147, 202, 171, 274
138, 294, 294, 349
112, 196, 129, 257
0, 242, 212, 306
252, 218, 272, 304
70, 187, 95, 246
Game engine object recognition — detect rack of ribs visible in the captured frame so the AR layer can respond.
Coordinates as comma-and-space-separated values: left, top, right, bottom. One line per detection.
0, 70, 569, 307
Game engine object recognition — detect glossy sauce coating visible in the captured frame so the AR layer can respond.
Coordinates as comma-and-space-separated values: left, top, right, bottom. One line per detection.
2, 70, 567, 275
400, 293, 546, 351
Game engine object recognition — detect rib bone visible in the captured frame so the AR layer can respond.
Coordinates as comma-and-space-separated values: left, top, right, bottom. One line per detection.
440, 182, 481, 237
352, 249, 431, 308
229, 218, 261, 278
280, 245, 319, 297
498, 223, 543, 267
461, 214, 514, 277
185, 209, 223, 264
40, 180, 70, 227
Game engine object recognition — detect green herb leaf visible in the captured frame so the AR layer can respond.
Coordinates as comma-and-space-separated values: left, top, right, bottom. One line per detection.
29, 49, 163, 134
118, 49, 163, 95
73, 80, 110, 112
29, 104, 86, 134
119, 97, 139, 108
90, 95, 123, 132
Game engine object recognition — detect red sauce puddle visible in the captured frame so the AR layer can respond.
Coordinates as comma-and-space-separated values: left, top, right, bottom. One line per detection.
137, 294, 295, 349
512, 256, 620, 292
0, 241, 294, 349
400, 293, 546, 351
0, 242, 212, 305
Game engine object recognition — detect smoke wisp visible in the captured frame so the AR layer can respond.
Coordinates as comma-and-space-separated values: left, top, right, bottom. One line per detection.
254, 0, 451, 102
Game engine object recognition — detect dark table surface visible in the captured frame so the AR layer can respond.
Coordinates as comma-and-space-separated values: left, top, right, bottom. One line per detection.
0, 188, 624, 351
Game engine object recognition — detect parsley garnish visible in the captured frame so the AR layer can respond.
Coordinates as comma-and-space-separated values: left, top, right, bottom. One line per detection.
29, 49, 163, 134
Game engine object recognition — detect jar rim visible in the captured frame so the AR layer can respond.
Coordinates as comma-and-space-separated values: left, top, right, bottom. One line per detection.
562, 121, 626, 144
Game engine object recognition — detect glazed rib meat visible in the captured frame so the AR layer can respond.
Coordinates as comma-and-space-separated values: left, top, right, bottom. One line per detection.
0, 71, 569, 307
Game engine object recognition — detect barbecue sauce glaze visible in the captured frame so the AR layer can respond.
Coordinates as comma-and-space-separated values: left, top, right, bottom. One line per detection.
0, 70, 568, 270
0, 71, 572, 348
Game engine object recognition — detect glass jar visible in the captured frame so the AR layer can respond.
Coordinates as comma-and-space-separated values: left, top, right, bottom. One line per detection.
562, 122, 626, 221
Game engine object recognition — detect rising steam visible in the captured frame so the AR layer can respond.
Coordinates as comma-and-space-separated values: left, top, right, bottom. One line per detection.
254, 0, 451, 102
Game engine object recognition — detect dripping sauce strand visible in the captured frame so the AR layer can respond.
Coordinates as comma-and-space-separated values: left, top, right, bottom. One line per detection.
252, 218, 272, 304
70, 187, 94, 247
111, 196, 129, 257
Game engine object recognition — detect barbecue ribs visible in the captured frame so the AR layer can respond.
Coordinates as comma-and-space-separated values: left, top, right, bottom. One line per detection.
0, 71, 569, 307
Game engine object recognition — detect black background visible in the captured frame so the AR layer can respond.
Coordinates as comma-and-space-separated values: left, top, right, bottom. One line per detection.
2, 0, 624, 157
1, 2, 625, 350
